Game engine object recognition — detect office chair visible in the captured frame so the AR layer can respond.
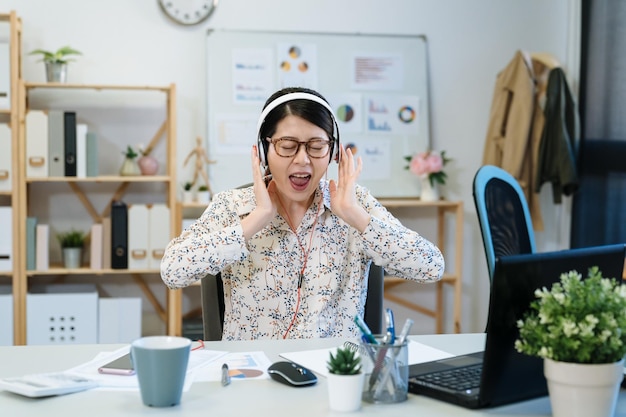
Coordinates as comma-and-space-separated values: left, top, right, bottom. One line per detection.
472, 165, 536, 282
201, 264, 385, 341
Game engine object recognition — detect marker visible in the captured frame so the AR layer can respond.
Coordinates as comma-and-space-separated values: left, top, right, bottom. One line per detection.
354, 315, 378, 344
221, 363, 231, 386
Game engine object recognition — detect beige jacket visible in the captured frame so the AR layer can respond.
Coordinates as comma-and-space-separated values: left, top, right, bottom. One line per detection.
482, 51, 553, 231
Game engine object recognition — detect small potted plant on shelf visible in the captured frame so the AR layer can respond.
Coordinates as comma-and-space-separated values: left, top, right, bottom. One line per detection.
120, 145, 140, 176
29, 45, 82, 83
57, 229, 86, 269
196, 184, 211, 204
326, 345, 364, 412
515, 267, 626, 417
182, 181, 194, 203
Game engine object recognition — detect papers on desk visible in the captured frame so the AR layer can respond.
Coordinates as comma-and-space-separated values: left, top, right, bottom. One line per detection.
67, 345, 229, 391
0, 346, 273, 398
280, 340, 454, 378
192, 351, 272, 382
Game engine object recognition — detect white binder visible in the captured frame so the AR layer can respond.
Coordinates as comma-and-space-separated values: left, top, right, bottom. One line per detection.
35, 224, 49, 271
89, 223, 103, 270
76, 124, 88, 178
47, 110, 64, 177
0, 43, 9, 109
128, 204, 149, 270
0, 207, 12, 271
0, 124, 11, 192
148, 204, 170, 270
26, 110, 49, 178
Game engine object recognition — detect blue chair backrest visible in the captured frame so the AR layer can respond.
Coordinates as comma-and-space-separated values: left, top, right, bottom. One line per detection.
473, 165, 536, 281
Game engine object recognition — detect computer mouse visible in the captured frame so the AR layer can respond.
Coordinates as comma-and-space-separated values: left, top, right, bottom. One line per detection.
267, 361, 317, 387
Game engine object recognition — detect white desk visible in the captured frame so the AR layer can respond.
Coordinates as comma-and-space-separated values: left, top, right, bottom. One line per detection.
1, 334, 626, 417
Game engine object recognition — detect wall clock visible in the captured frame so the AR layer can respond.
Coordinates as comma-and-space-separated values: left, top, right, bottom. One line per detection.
158, 0, 219, 26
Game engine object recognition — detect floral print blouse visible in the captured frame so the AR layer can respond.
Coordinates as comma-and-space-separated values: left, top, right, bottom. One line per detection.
161, 180, 444, 340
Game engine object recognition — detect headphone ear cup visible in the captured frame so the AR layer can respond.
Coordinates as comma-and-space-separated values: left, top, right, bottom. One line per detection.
257, 136, 267, 168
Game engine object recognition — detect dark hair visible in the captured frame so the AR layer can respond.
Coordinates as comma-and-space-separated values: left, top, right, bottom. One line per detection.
259, 87, 336, 164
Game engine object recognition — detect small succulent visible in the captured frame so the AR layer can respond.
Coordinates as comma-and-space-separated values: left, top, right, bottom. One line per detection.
56, 229, 86, 248
327, 346, 362, 375
123, 145, 138, 159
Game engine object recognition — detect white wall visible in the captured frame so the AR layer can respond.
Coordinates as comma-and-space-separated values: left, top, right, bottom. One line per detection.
4, 0, 575, 335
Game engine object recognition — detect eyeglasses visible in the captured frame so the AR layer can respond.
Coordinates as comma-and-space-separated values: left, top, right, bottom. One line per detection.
267, 137, 331, 158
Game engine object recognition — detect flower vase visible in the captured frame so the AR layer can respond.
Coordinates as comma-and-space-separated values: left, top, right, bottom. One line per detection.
419, 176, 439, 202
544, 358, 623, 417
120, 157, 140, 176
138, 155, 159, 175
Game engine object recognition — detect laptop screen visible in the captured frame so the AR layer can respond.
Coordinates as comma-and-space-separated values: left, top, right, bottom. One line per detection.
480, 244, 626, 407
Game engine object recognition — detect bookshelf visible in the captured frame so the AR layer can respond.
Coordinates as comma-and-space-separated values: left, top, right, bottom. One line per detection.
0, 11, 22, 344
13, 82, 178, 345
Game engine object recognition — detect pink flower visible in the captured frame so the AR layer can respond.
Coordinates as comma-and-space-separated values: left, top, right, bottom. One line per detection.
425, 153, 443, 173
409, 151, 443, 176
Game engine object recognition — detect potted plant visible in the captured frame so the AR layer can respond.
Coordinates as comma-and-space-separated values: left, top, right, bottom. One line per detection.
29, 45, 82, 83
119, 145, 140, 176
182, 181, 194, 203
57, 229, 86, 269
326, 346, 364, 412
196, 184, 211, 204
515, 266, 626, 417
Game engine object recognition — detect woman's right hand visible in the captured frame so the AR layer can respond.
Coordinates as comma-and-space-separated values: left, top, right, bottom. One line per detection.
242, 145, 277, 240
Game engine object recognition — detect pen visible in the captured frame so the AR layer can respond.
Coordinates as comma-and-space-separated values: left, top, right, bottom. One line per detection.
354, 315, 378, 345
385, 308, 396, 345
396, 318, 414, 345
221, 363, 231, 386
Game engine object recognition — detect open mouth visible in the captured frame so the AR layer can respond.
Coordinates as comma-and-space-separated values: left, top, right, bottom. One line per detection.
289, 173, 311, 190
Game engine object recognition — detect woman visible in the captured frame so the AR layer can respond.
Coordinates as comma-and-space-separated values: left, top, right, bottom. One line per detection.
161, 87, 444, 340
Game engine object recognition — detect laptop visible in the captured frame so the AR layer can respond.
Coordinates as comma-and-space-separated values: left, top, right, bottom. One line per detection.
407, 243, 626, 409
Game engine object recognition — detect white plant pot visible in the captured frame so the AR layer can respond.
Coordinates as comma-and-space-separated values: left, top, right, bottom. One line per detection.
196, 191, 211, 205
63, 248, 82, 269
182, 190, 194, 204
544, 358, 624, 417
327, 372, 364, 412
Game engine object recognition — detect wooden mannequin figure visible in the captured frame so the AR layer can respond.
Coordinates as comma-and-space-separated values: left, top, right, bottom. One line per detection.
183, 136, 216, 194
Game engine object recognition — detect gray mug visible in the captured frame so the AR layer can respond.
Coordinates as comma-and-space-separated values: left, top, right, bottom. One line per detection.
131, 336, 191, 407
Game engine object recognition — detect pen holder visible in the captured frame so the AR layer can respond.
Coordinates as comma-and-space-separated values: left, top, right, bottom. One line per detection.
360, 337, 408, 404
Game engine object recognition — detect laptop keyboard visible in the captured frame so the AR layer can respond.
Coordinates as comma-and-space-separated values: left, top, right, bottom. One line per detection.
414, 364, 482, 392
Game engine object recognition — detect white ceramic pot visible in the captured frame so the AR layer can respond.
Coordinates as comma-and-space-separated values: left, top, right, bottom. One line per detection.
419, 176, 439, 202
119, 157, 140, 176
327, 372, 364, 412
544, 358, 624, 417
196, 191, 211, 205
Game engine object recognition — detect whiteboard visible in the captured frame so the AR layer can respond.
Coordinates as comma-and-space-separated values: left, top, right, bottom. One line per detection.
206, 29, 431, 197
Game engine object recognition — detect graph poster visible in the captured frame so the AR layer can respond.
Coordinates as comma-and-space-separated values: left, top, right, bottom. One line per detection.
207, 30, 430, 197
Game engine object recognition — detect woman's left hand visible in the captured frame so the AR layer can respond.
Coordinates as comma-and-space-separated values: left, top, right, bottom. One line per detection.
329, 145, 371, 232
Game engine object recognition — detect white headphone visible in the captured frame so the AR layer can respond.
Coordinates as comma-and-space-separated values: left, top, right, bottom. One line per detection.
256, 92, 341, 169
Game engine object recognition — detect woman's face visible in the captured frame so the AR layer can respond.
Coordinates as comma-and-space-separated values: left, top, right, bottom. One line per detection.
266, 114, 331, 205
